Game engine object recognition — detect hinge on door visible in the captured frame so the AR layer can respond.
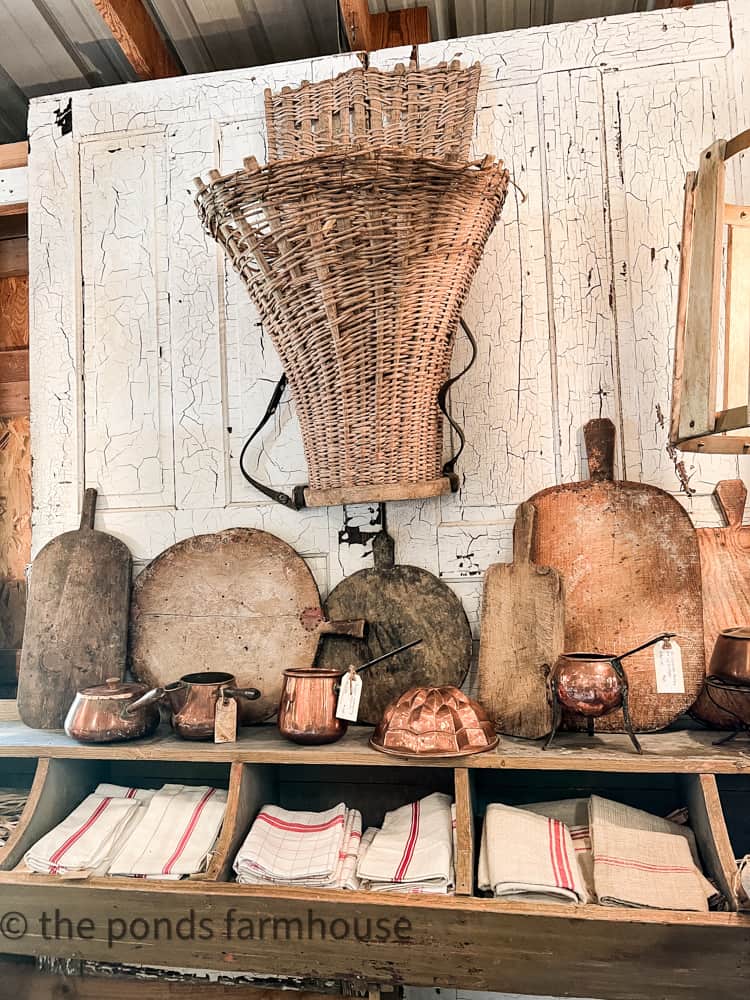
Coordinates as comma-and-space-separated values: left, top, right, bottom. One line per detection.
54, 99, 72, 137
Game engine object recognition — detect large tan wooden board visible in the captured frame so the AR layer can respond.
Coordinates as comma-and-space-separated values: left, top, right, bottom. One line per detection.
528, 419, 705, 732
479, 502, 564, 739
315, 530, 471, 725
17, 490, 132, 729
130, 528, 355, 723
692, 480, 750, 727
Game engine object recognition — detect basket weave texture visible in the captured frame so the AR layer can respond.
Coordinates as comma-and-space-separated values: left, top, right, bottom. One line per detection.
196, 147, 509, 494
264, 61, 481, 163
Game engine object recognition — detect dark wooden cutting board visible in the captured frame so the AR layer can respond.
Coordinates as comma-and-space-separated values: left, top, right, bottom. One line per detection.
315, 529, 472, 725
17, 489, 132, 729
528, 418, 705, 732
129, 527, 364, 723
478, 502, 564, 739
691, 480, 750, 727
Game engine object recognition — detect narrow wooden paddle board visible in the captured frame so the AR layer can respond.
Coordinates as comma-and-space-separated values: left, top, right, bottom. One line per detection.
528, 418, 705, 732
17, 489, 132, 729
478, 502, 564, 739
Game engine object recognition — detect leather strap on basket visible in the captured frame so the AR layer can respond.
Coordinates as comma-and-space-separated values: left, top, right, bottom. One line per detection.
439, 317, 477, 490
239, 317, 477, 507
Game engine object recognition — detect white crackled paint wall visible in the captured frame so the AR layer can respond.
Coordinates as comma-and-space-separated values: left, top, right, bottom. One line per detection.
26, 3, 750, 998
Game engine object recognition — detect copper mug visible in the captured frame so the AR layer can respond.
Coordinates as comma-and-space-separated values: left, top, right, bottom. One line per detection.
129, 671, 261, 740
277, 668, 347, 745
709, 627, 750, 685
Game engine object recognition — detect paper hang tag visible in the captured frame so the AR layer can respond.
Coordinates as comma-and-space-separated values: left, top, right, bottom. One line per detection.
214, 695, 238, 744
654, 638, 685, 694
336, 668, 363, 722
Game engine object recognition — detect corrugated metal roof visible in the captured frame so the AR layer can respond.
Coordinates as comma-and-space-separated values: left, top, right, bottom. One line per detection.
0, 0, 713, 143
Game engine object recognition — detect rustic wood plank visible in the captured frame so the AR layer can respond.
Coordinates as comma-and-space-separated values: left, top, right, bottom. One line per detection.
0, 381, 28, 418
478, 502, 563, 739
453, 768, 474, 895
724, 204, 750, 227
0, 237, 27, 278
92, 0, 181, 80
0, 877, 748, 997
204, 763, 277, 881
371, 7, 431, 49
0, 276, 28, 349
679, 773, 739, 910
670, 173, 696, 444
2, 722, 750, 774
678, 140, 726, 440
0, 348, 27, 383
725, 223, 750, 412
0, 143, 27, 171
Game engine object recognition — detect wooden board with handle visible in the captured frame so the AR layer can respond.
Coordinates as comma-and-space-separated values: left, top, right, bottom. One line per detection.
129, 528, 364, 724
17, 489, 132, 729
528, 419, 705, 732
315, 529, 472, 725
691, 480, 750, 727
478, 501, 564, 739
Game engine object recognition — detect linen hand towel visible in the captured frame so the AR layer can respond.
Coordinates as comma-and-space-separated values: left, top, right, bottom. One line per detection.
523, 798, 595, 901
478, 802, 587, 904
26, 793, 144, 875
108, 785, 227, 878
356, 792, 454, 893
589, 795, 708, 912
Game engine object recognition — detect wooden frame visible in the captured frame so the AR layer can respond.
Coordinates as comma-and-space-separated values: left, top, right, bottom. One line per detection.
671, 128, 750, 452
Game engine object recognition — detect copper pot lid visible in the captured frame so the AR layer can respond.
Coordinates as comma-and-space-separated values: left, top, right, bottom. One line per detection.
79, 677, 149, 700
719, 627, 750, 640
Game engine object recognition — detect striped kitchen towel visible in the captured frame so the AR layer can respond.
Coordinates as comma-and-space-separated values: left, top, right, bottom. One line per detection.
25, 793, 145, 876
589, 795, 709, 911
108, 784, 227, 879
234, 802, 348, 885
356, 792, 454, 894
522, 798, 595, 901
478, 802, 588, 903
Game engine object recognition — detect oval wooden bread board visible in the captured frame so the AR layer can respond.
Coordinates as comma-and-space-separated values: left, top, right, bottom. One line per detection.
528, 419, 705, 733
130, 528, 363, 723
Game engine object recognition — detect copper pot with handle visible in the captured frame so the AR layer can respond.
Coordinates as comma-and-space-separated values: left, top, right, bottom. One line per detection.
708, 627, 750, 685
128, 671, 261, 740
64, 677, 160, 743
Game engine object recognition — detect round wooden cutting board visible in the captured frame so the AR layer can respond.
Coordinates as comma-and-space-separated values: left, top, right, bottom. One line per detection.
315, 530, 472, 725
129, 528, 363, 723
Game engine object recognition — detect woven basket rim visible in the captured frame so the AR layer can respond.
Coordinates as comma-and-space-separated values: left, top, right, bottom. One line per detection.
263, 58, 482, 100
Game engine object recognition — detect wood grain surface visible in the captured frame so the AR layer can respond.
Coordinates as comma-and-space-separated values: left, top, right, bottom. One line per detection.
130, 528, 360, 723
692, 480, 750, 727
529, 419, 705, 732
478, 502, 563, 738
315, 530, 472, 725
16, 490, 132, 729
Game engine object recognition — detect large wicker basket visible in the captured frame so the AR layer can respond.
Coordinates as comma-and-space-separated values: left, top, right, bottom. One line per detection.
264, 61, 481, 163
196, 147, 508, 506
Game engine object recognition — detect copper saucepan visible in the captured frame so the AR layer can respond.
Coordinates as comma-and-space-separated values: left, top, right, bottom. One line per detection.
709, 627, 750, 685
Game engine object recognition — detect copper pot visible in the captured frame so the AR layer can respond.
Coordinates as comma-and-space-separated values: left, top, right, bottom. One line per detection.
277, 668, 347, 745
709, 627, 750, 685
64, 677, 160, 743
129, 671, 261, 741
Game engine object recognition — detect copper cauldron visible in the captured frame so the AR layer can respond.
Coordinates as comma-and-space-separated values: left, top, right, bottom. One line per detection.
128, 671, 261, 740
546, 633, 675, 754
709, 627, 750, 685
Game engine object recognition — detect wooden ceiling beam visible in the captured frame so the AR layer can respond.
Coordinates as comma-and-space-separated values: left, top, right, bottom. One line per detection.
92, 0, 181, 80
339, 0, 431, 52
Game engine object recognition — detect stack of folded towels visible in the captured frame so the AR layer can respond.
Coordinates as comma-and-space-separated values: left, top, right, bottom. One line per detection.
25, 782, 227, 880
234, 802, 362, 888
233, 792, 455, 894
477, 794, 717, 911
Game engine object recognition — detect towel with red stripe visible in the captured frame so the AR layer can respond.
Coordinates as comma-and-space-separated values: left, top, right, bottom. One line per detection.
589, 795, 711, 911
477, 802, 588, 903
356, 792, 454, 894
234, 803, 363, 888
108, 784, 228, 879
25, 785, 148, 876
521, 798, 595, 901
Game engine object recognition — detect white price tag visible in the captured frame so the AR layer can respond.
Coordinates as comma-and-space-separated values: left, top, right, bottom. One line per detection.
336, 668, 362, 722
654, 638, 684, 694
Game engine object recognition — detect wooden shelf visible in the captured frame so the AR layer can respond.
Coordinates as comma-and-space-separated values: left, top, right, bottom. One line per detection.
0, 720, 749, 773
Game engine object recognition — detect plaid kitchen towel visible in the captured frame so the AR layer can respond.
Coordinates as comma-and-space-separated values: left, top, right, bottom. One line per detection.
523, 798, 595, 901
26, 793, 145, 876
108, 784, 227, 878
589, 795, 709, 911
234, 802, 348, 884
478, 802, 588, 904
356, 792, 454, 893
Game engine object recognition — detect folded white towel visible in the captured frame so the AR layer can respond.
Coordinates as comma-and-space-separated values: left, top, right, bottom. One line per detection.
26, 793, 144, 876
94, 783, 156, 801
234, 803, 349, 885
522, 798, 595, 902
478, 802, 588, 904
357, 792, 454, 894
108, 785, 227, 878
